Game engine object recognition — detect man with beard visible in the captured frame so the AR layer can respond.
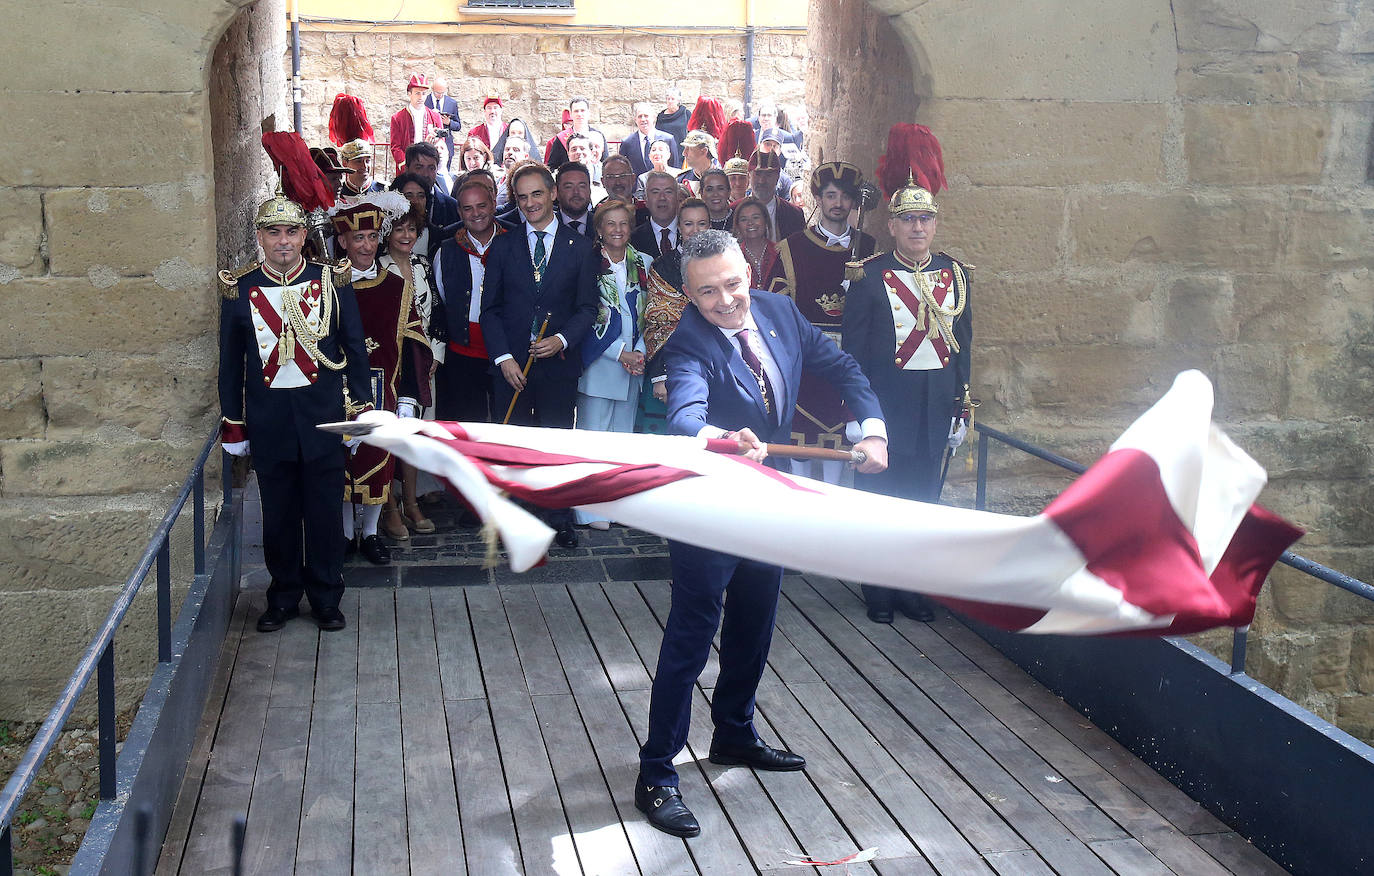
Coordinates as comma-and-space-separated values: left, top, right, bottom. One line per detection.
467, 94, 506, 149
554, 160, 598, 239
748, 151, 804, 242
404, 141, 460, 229
766, 162, 877, 485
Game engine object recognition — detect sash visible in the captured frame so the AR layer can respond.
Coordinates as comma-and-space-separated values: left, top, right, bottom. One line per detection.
248, 283, 321, 387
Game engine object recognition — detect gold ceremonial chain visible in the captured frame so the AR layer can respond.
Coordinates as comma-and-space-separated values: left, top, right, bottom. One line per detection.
910, 262, 967, 353
282, 269, 347, 370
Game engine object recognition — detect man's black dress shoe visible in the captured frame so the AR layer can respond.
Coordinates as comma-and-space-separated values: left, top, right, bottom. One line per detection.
359, 534, 390, 565
708, 740, 806, 771
634, 782, 700, 838
866, 605, 895, 624
256, 605, 299, 632
554, 525, 578, 549
344, 536, 358, 558
898, 593, 936, 622
312, 606, 347, 631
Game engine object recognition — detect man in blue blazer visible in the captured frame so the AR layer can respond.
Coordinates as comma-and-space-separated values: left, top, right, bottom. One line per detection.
635, 230, 889, 837
620, 102, 681, 177
479, 161, 600, 547
423, 77, 463, 170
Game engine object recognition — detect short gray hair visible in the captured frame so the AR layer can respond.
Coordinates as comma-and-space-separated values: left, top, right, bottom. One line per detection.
680, 229, 743, 279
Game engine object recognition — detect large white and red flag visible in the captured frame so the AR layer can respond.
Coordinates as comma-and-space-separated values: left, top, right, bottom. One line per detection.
338, 371, 1301, 635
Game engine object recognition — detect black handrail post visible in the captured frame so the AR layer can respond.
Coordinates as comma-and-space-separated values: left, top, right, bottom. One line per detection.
97, 642, 117, 801
976, 431, 989, 512
221, 449, 232, 507
2, 822, 12, 876
157, 540, 172, 663
193, 465, 206, 576
1231, 625, 1249, 675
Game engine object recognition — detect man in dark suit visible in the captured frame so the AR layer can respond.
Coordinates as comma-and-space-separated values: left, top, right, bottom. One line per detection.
553, 161, 597, 239
630, 170, 682, 258
635, 230, 888, 838
479, 161, 599, 547
621, 102, 681, 177
405, 142, 460, 229
424, 77, 463, 170
218, 187, 373, 633
748, 150, 805, 242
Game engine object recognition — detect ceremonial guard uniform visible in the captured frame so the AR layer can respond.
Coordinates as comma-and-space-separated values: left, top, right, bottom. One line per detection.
218, 186, 373, 632
766, 162, 877, 470
843, 151, 972, 622
329, 199, 433, 512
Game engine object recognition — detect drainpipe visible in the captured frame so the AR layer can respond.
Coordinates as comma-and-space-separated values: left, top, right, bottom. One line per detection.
743, 0, 755, 119
290, 0, 303, 134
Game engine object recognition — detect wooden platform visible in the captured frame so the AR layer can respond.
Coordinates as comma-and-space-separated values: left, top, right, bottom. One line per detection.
156, 575, 1289, 875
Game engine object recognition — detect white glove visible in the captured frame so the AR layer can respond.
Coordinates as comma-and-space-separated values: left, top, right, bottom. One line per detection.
344, 435, 363, 452
223, 440, 250, 457
844, 420, 863, 444
947, 418, 968, 451
396, 397, 419, 419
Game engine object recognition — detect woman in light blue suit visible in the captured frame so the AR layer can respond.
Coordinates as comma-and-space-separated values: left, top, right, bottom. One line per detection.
575, 198, 654, 529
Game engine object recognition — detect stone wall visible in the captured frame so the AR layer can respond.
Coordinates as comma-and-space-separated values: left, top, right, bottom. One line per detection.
0, 0, 285, 721
289, 27, 807, 166
810, 0, 1374, 738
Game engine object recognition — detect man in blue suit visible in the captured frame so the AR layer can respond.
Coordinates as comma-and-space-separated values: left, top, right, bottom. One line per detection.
635, 230, 889, 837
620, 102, 681, 177
479, 160, 599, 547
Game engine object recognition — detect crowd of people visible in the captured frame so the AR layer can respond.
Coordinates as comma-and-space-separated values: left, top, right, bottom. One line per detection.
221, 76, 970, 840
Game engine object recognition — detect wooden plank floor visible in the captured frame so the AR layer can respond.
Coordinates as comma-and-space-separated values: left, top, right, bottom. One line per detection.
157, 575, 1290, 875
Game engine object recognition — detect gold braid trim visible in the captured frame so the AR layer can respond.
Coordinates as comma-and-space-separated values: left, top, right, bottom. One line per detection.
845, 251, 882, 284
287, 266, 349, 371
217, 260, 260, 299
912, 259, 968, 354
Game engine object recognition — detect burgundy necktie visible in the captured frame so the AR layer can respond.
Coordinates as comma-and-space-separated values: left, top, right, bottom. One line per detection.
659, 227, 673, 254
735, 328, 774, 415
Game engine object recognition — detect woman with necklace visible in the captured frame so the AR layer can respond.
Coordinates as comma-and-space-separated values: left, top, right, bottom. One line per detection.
379, 205, 445, 537
575, 198, 653, 530
731, 197, 778, 289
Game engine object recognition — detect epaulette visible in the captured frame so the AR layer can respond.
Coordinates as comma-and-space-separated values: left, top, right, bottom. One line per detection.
939, 251, 974, 272
327, 258, 352, 283
844, 251, 884, 283
217, 260, 259, 299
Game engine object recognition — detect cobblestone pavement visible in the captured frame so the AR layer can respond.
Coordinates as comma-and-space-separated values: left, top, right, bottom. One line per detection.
241, 479, 670, 591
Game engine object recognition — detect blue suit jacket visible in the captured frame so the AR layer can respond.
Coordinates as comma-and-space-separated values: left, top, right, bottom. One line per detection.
619, 129, 681, 176
662, 290, 883, 444
479, 221, 599, 380
424, 94, 462, 140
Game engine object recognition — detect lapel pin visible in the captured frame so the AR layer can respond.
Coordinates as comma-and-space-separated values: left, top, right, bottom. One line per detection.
769, 329, 777, 337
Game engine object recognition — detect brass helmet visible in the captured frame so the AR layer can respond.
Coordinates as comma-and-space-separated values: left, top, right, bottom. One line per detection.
339, 138, 372, 163
722, 155, 750, 177
254, 177, 307, 228
888, 171, 939, 216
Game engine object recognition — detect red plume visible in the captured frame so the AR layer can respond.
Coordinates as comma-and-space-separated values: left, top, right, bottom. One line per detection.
687, 96, 726, 140
328, 94, 374, 146
719, 120, 756, 160
877, 123, 947, 198
261, 132, 336, 213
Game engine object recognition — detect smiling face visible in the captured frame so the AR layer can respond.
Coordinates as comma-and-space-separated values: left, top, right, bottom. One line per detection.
735, 203, 768, 243
678, 205, 711, 242
515, 171, 554, 226
463, 147, 485, 170
567, 138, 592, 165
458, 184, 495, 237
701, 174, 730, 216
635, 111, 652, 134
597, 206, 633, 253
339, 228, 380, 270
387, 217, 418, 258
257, 224, 306, 273
503, 138, 529, 167
602, 157, 636, 200
684, 249, 752, 331
484, 102, 501, 125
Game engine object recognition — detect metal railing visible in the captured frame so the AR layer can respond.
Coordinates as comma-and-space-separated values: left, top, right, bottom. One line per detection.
971, 422, 1374, 675
0, 427, 230, 876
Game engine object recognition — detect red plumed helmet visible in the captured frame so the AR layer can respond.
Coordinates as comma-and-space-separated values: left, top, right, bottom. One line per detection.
688, 96, 726, 140
877, 123, 946, 198
328, 94, 374, 146
719, 119, 756, 161
261, 132, 336, 213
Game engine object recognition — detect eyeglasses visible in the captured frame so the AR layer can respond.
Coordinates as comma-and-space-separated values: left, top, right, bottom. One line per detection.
604, 173, 635, 181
